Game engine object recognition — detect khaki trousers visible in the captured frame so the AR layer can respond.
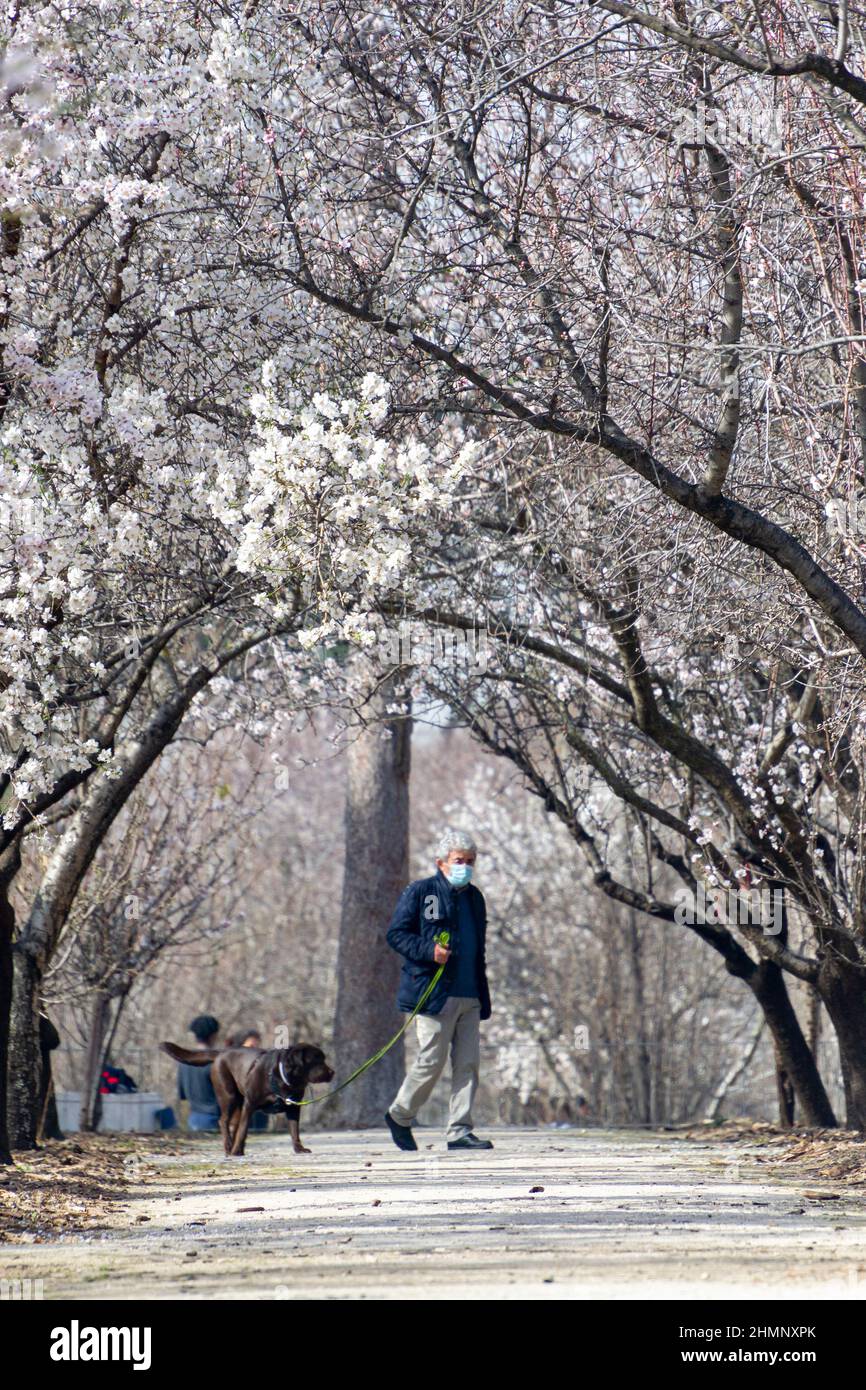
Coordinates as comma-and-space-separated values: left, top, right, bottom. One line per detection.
389, 995, 481, 1141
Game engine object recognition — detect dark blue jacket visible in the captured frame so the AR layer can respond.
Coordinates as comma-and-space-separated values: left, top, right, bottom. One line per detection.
386, 868, 492, 1020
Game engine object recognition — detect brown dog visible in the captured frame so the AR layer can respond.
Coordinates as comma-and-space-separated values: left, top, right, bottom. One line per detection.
161, 1042, 334, 1156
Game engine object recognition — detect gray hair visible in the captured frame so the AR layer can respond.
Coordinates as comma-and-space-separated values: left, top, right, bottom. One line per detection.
435, 827, 477, 861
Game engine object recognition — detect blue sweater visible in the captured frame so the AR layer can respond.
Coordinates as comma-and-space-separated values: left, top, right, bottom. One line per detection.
177, 1060, 219, 1115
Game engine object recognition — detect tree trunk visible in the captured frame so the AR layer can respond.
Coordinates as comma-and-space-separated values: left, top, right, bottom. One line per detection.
603, 928, 632, 1122
818, 957, 866, 1129
775, 1065, 796, 1127
750, 961, 836, 1127
80, 992, 112, 1132
705, 1013, 765, 1121
626, 913, 653, 1124
807, 984, 822, 1057
8, 947, 42, 1150
0, 867, 17, 1164
328, 670, 411, 1127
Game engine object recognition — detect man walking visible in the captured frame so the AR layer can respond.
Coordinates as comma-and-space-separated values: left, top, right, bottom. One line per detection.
384, 828, 493, 1151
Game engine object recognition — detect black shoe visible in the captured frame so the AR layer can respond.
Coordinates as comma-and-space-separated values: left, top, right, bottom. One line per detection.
447, 1133, 494, 1150
385, 1111, 417, 1151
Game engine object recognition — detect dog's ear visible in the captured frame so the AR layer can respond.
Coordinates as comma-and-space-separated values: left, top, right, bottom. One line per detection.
282, 1044, 323, 1079
291, 1045, 321, 1072
281, 1045, 307, 1079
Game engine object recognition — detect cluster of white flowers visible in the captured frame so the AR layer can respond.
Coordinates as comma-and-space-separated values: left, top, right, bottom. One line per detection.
206, 367, 482, 650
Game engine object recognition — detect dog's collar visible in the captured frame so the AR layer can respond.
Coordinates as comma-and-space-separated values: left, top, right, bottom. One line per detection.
276, 1056, 302, 1107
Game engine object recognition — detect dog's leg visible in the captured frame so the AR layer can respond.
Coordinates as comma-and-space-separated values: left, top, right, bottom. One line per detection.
287, 1105, 311, 1154
221, 1094, 242, 1156
225, 1105, 239, 1154
220, 1105, 234, 1156
213, 1065, 239, 1157
230, 1100, 254, 1157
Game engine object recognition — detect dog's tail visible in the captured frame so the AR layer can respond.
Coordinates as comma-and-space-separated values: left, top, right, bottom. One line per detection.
160, 1042, 219, 1065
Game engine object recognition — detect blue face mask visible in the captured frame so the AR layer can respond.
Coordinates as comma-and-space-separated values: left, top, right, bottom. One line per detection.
447, 863, 473, 887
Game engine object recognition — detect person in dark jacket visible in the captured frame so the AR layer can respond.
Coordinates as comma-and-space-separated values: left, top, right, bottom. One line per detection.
99, 1063, 137, 1094
38, 1013, 64, 1141
384, 827, 493, 1152
177, 1014, 221, 1132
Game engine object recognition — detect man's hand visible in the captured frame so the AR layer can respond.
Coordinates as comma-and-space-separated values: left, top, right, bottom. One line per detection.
433, 943, 451, 965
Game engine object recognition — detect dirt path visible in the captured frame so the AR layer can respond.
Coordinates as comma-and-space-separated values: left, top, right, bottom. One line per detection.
5, 1127, 866, 1300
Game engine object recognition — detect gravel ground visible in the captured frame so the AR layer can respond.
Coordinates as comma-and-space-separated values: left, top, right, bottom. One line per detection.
4, 1126, 866, 1300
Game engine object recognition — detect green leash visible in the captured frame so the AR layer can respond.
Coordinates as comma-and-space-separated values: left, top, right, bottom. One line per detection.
286, 932, 450, 1108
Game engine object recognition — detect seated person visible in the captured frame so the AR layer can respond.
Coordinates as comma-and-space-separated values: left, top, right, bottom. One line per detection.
176, 1014, 221, 1132
100, 1062, 138, 1094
